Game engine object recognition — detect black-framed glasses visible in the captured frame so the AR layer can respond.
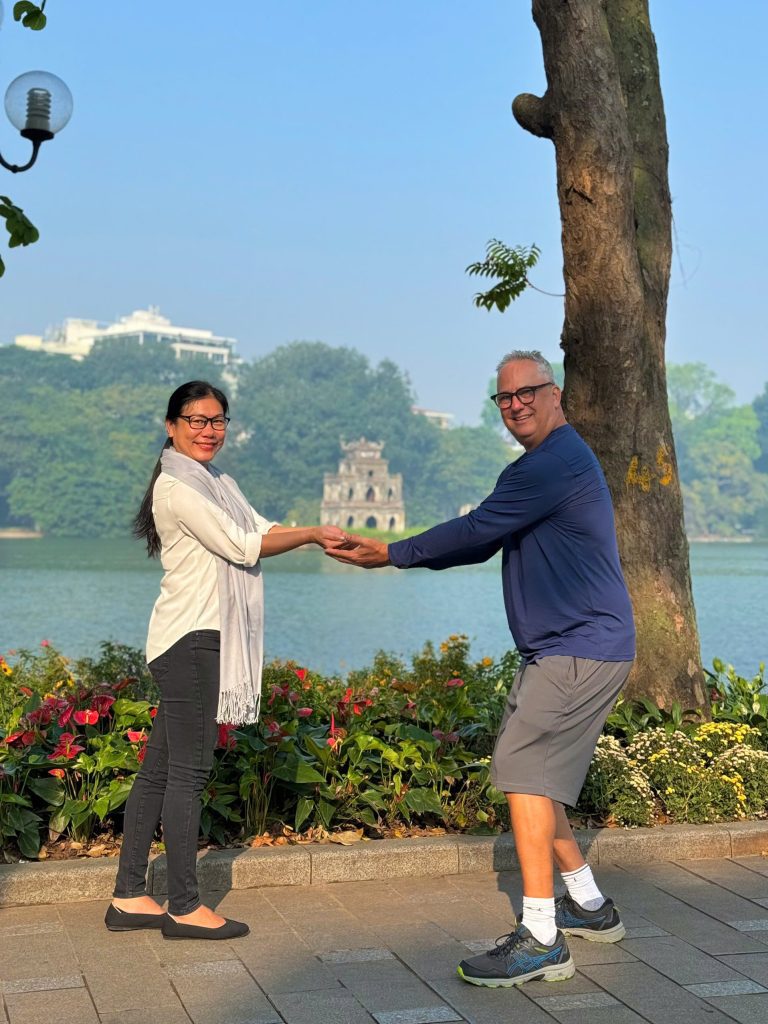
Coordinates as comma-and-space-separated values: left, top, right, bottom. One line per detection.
489, 382, 554, 409
178, 414, 231, 431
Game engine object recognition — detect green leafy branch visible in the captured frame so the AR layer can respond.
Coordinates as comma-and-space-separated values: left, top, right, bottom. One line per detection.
466, 239, 541, 312
13, 1, 47, 30
0, 196, 40, 277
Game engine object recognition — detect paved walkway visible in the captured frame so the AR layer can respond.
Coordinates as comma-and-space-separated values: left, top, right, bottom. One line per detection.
3, 856, 768, 1024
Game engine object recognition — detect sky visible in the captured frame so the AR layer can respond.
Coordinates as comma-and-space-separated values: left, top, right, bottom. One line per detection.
0, 1, 765, 424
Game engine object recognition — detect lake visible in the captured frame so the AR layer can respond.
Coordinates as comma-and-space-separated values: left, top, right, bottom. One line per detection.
1, 538, 765, 679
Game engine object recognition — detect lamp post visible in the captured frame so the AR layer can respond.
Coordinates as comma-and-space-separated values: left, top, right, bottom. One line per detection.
0, 3, 73, 173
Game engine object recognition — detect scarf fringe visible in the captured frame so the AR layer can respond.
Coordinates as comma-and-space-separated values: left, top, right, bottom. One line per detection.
216, 689, 261, 726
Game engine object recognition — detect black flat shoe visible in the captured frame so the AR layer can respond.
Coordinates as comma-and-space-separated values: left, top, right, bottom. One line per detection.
161, 915, 249, 940
105, 903, 167, 931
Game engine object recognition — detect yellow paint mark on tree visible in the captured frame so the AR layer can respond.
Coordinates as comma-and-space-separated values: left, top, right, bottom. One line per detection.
625, 456, 652, 492
626, 446, 675, 492
656, 445, 673, 486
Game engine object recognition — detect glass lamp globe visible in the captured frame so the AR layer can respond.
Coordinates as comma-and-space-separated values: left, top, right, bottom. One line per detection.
5, 71, 73, 138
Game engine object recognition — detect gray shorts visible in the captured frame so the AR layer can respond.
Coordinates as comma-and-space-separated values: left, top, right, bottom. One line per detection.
490, 656, 632, 806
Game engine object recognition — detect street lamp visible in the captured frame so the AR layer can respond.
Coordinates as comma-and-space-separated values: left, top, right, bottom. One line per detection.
0, 3, 73, 173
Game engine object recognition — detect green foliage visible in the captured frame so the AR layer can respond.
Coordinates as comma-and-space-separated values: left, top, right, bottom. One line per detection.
13, 1, 47, 30
466, 240, 540, 313
667, 363, 768, 537
0, 197, 40, 277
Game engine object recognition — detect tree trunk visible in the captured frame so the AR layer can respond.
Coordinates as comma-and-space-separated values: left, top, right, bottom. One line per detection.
513, 0, 707, 708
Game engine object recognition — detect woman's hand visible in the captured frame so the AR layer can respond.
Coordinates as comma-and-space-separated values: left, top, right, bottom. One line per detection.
312, 525, 348, 549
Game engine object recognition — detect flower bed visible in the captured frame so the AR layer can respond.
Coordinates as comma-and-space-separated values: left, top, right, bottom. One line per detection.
1, 640, 766, 860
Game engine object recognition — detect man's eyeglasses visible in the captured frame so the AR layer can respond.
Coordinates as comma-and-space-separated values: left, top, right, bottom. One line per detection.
489, 382, 554, 409
178, 415, 231, 431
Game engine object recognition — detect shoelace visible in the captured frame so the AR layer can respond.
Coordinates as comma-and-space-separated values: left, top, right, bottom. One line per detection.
488, 928, 524, 959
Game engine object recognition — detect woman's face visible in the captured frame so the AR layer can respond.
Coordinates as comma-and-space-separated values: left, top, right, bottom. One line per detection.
166, 396, 227, 464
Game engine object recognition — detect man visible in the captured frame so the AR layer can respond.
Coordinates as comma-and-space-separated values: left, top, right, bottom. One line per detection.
327, 350, 635, 988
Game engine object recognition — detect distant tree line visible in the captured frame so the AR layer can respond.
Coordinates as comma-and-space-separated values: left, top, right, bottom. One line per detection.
0, 342, 765, 539
0, 340, 511, 536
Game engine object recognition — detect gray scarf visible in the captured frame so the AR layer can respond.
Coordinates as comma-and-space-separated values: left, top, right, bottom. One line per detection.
161, 447, 263, 724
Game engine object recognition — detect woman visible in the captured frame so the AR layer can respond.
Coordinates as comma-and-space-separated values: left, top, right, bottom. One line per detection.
106, 380, 342, 939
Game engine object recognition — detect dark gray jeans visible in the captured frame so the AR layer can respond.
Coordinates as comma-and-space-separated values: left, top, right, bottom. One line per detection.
113, 630, 220, 915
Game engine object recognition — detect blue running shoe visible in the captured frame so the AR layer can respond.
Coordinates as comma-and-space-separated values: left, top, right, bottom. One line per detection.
555, 892, 625, 942
457, 924, 575, 988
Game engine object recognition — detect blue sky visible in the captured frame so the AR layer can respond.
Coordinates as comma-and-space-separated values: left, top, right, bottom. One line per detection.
0, 1, 765, 423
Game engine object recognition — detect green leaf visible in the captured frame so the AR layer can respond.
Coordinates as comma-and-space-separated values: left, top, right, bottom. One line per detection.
294, 795, 313, 831
27, 777, 65, 807
403, 788, 443, 817
17, 824, 42, 858
271, 757, 325, 785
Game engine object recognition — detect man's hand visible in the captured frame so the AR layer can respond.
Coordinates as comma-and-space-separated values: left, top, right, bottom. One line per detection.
324, 532, 391, 568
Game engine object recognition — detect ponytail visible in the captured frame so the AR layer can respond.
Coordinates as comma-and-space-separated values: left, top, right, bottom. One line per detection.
133, 439, 172, 558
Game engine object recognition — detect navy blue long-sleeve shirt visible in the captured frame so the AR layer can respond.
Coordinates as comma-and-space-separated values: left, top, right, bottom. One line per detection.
388, 424, 635, 663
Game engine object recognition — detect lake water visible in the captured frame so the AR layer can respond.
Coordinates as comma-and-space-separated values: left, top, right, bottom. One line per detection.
1, 538, 765, 679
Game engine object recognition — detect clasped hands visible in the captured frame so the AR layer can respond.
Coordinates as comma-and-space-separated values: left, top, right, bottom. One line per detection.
313, 525, 390, 568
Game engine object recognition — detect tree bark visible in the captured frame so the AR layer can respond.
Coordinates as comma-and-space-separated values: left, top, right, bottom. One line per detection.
514, 0, 706, 708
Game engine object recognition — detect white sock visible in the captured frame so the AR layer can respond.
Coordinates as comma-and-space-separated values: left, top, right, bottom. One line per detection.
521, 896, 557, 945
561, 864, 604, 910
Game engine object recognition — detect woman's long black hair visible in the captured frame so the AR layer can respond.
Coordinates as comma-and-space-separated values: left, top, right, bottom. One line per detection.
133, 380, 230, 557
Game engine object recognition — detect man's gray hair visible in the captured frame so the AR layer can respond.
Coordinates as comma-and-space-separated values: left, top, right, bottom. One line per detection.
496, 350, 555, 382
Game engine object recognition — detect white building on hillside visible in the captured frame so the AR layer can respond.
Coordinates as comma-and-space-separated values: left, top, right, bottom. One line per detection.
14, 307, 237, 364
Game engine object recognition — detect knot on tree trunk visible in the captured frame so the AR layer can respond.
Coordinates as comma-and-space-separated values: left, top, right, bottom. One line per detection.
512, 92, 553, 139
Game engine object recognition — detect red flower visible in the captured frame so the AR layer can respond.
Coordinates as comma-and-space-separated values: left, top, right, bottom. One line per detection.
113, 677, 135, 692
40, 639, 50, 647
48, 768, 65, 778
73, 709, 99, 726
90, 695, 116, 718
18, 686, 33, 697
297, 707, 313, 718
3, 729, 27, 745
126, 730, 146, 743
28, 706, 53, 727
48, 732, 84, 760
217, 723, 237, 750
445, 677, 465, 688
58, 703, 74, 727
137, 745, 147, 763
293, 668, 308, 683
149, 707, 158, 718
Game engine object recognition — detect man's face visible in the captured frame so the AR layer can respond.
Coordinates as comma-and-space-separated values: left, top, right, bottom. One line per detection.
495, 359, 564, 450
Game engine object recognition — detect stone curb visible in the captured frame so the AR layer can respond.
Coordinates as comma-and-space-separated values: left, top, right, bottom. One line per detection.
2, 821, 767, 907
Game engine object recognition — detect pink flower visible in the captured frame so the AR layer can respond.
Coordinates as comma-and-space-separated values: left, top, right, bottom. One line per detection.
40, 640, 50, 648
445, 677, 465, 688
293, 668, 308, 683
297, 707, 313, 718
126, 730, 146, 743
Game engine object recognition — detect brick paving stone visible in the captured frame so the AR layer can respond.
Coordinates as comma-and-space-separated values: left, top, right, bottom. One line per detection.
566, 939, 635, 967
715, 952, 768, 985
579, 961, 737, 1023
729, 919, 768, 931
620, 933, 747, 984
686, 981, 767, 995
430, 976, 556, 1024
532, 1006, 649, 1024
598, 865, 767, 954
318, 949, 395, 963
4, 987, 99, 1024
169, 960, 280, 1024
1, 975, 82, 995
532, 992, 619, 1010
0, 933, 80, 982
238, 950, 344, 995
681, 858, 768, 898
734, 856, 768, 878
371, 1009, 462, 1024
83, 962, 190, 1016
97, 1007, 193, 1024
634, 862, 768, 925
621, 926, 669, 938
0, 922, 64, 938
270, 989, 377, 1024
699, 993, 768, 1024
